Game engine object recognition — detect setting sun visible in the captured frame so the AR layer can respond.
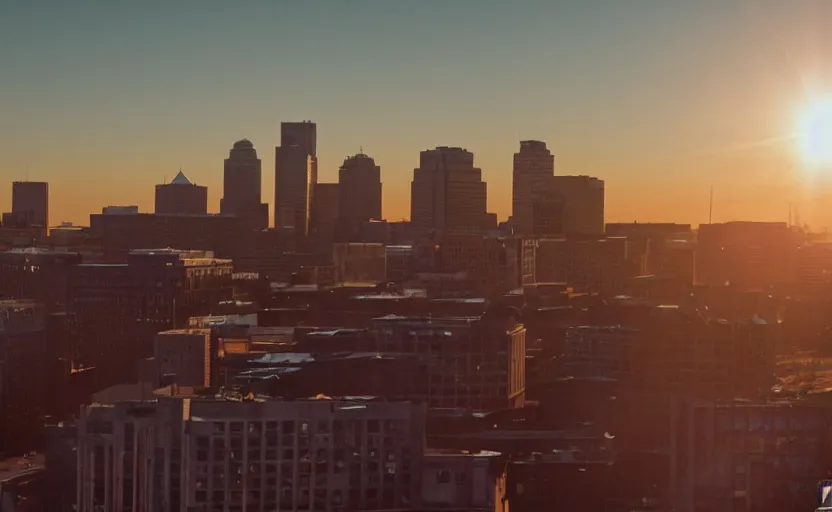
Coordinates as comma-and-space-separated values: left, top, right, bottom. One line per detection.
798, 98, 832, 165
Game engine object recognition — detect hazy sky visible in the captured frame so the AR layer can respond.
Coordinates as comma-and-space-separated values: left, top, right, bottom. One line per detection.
4, 1, 832, 228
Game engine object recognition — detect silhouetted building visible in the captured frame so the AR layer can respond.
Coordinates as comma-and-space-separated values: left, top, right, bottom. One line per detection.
606, 222, 694, 281
102, 205, 139, 215
138, 329, 211, 388
338, 152, 382, 240
0, 247, 82, 310
411, 146, 488, 238
797, 242, 832, 294
309, 182, 339, 259
154, 170, 208, 215
333, 243, 386, 283
68, 249, 233, 389
0, 300, 47, 454
89, 212, 244, 261
551, 175, 604, 235
77, 392, 426, 512
696, 221, 797, 288
513, 140, 560, 236
440, 234, 535, 297
536, 237, 634, 294
220, 139, 269, 230
372, 309, 526, 410
275, 121, 317, 238
12, 180, 49, 232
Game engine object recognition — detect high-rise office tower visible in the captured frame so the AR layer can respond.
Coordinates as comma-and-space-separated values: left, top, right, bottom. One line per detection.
220, 139, 268, 230
551, 175, 605, 235
275, 121, 317, 238
512, 140, 562, 236
338, 152, 382, 240
12, 181, 48, 229
154, 171, 208, 215
309, 182, 340, 258
410, 146, 488, 238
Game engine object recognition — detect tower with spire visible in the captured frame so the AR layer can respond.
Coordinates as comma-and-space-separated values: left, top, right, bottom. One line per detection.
154, 169, 208, 215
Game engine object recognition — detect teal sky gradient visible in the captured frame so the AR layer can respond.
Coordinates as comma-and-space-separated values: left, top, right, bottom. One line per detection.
3, 1, 832, 227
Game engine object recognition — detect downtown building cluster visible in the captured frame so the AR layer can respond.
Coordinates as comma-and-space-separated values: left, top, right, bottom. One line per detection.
3, 122, 832, 512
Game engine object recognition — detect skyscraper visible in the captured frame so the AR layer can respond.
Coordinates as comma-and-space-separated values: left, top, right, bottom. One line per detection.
275, 121, 317, 238
154, 171, 208, 215
220, 139, 268, 230
552, 175, 605, 235
12, 181, 48, 229
512, 140, 561, 236
410, 146, 487, 238
338, 152, 382, 240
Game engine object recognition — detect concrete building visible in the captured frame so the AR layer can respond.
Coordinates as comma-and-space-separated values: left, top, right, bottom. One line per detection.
338, 153, 382, 240
333, 243, 386, 283
221, 139, 269, 231
68, 249, 233, 388
551, 175, 604, 235
275, 121, 318, 238
77, 391, 427, 512
512, 140, 560, 236
11, 180, 49, 232
154, 171, 208, 216
372, 309, 526, 410
421, 449, 504, 510
410, 147, 488, 239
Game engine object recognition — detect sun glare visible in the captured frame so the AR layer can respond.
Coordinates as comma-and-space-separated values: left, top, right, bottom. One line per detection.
798, 98, 832, 165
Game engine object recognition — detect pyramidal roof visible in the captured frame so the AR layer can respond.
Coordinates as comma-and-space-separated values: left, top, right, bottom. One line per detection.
170, 170, 193, 186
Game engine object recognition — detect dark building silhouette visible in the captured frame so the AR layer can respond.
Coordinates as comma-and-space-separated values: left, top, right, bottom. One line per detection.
696, 221, 797, 288
220, 139, 268, 230
88, 212, 244, 261
551, 175, 604, 235
0, 247, 82, 310
0, 300, 47, 454
68, 249, 233, 389
309, 182, 339, 259
513, 140, 561, 236
338, 152, 382, 240
275, 121, 317, 238
410, 146, 488, 238
154, 170, 208, 215
12, 181, 49, 232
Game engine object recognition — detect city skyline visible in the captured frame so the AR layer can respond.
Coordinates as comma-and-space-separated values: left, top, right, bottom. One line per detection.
6, 1, 832, 227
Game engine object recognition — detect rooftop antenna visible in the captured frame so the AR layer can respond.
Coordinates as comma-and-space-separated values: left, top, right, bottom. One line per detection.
708, 185, 714, 224
359, 146, 364, 155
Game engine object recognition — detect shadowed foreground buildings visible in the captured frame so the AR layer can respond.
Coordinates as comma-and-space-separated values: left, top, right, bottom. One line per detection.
68, 249, 233, 388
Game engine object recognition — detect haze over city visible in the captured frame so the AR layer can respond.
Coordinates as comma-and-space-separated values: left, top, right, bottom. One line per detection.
5, 1, 832, 226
